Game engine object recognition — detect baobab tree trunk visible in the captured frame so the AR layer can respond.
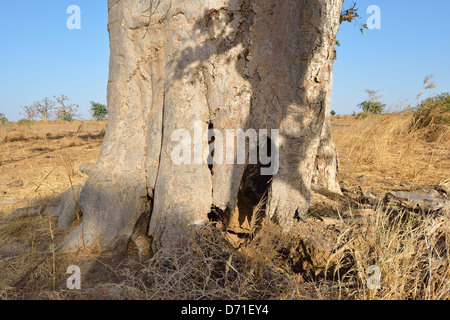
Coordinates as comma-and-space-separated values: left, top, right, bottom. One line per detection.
62, 0, 343, 253
312, 111, 342, 194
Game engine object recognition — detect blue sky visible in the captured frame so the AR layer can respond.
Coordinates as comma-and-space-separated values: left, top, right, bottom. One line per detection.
0, 1, 449, 121
0, 1, 109, 121
333, 0, 450, 114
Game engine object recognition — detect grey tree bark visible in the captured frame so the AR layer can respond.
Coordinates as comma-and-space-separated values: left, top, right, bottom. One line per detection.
312, 113, 341, 194
61, 0, 344, 253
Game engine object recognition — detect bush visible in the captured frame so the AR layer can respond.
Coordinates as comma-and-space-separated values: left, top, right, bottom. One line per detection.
358, 89, 386, 115
17, 119, 34, 126
63, 112, 74, 122
358, 101, 386, 114
0, 113, 8, 124
353, 111, 386, 120
412, 92, 450, 130
355, 112, 370, 119
90, 101, 108, 121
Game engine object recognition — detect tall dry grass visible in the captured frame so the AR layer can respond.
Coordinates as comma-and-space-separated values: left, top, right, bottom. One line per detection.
327, 103, 450, 299
1, 205, 449, 300
1, 222, 306, 300
324, 207, 450, 300
332, 111, 450, 186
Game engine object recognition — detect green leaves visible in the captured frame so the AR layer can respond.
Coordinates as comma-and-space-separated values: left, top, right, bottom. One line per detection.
0, 112, 8, 124
357, 89, 386, 114
357, 101, 386, 114
63, 112, 74, 122
90, 101, 108, 121
360, 23, 368, 35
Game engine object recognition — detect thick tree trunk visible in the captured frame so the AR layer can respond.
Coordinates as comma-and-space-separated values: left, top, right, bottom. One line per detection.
312, 113, 341, 194
62, 0, 343, 253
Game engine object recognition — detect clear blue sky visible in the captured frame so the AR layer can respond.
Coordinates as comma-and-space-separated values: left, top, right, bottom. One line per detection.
0, 1, 109, 121
0, 1, 449, 121
333, 0, 450, 114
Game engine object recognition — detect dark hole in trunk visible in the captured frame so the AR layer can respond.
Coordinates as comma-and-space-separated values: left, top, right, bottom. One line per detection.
207, 122, 215, 173
235, 135, 275, 235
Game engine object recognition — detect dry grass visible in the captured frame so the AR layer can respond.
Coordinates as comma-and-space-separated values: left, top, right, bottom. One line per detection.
0, 115, 449, 300
0, 215, 70, 299
95, 225, 300, 300
324, 107, 450, 299
0, 120, 105, 215
320, 208, 450, 300
0, 222, 310, 300
332, 111, 450, 189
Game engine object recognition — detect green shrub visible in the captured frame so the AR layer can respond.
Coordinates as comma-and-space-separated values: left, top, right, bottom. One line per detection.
17, 119, 34, 127
353, 111, 383, 119
90, 101, 108, 121
358, 101, 386, 114
356, 112, 370, 119
0, 113, 8, 124
358, 89, 386, 115
63, 112, 74, 122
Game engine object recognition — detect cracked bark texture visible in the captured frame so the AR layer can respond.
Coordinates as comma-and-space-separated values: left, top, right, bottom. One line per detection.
62, 0, 343, 253
312, 110, 341, 194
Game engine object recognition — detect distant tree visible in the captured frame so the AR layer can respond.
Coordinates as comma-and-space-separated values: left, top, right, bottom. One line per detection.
90, 101, 108, 121
20, 105, 37, 121
63, 113, 74, 122
54, 94, 81, 122
358, 89, 386, 114
33, 98, 55, 122
330, 110, 336, 116
0, 112, 8, 124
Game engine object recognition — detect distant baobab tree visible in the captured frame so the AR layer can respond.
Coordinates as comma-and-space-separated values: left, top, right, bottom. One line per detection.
54, 94, 81, 122
33, 97, 55, 122
20, 105, 37, 121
